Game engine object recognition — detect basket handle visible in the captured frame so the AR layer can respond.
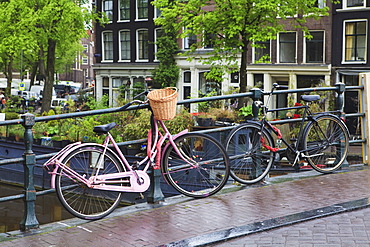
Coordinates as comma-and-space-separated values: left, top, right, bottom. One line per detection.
161, 87, 178, 100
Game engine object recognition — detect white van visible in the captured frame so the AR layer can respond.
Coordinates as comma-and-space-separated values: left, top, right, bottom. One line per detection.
17, 91, 40, 100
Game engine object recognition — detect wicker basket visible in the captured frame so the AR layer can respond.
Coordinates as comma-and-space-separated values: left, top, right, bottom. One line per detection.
147, 87, 178, 120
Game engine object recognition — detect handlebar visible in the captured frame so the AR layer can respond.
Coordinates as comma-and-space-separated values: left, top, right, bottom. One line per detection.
119, 91, 150, 111
272, 83, 288, 90
133, 90, 149, 99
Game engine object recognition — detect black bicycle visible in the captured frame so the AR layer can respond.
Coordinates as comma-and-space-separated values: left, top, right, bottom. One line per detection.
225, 83, 350, 184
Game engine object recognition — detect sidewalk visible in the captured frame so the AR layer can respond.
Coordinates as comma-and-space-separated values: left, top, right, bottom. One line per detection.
1, 165, 370, 246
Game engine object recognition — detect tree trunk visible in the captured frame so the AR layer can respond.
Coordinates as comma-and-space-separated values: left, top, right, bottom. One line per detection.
5, 56, 13, 97
41, 39, 56, 113
237, 40, 249, 109
29, 61, 38, 87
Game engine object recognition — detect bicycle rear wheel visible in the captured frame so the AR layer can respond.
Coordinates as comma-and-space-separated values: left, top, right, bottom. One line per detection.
225, 123, 275, 184
55, 145, 124, 220
162, 133, 229, 198
303, 114, 349, 173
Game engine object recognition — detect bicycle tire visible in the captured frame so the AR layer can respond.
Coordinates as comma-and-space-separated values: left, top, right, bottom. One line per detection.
55, 145, 125, 220
225, 123, 275, 184
302, 114, 349, 173
161, 133, 230, 198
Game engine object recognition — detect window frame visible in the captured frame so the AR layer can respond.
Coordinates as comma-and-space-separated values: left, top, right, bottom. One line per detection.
136, 0, 148, 20
278, 32, 297, 63
342, 19, 367, 64
119, 0, 130, 22
119, 30, 131, 61
102, 31, 114, 62
343, 0, 365, 8
102, 0, 113, 22
136, 29, 149, 61
253, 40, 271, 63
304, 30, 325, 63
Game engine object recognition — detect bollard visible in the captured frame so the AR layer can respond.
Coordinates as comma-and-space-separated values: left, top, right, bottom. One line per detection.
19, 113, 39, 231
147, 167, 165, 203
251, 88, 262, 120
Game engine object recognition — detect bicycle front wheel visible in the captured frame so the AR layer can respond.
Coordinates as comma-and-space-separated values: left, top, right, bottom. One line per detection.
225, 123, 275, 184
303, 114, 349, 173
55, 145, 125, 220
162, 133, 230, 198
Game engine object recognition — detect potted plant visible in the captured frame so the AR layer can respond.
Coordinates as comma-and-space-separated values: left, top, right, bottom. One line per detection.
196, 112, 216, 127
238, 105, 254, 120
208, 108, 237, 122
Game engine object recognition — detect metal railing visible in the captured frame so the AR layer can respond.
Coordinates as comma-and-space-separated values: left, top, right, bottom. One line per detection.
0, 82, 365, 231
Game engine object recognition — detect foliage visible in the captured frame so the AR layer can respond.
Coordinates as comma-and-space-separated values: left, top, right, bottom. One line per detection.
196, 89, 221, 112
238, 105, 253, 117
0, 0, 99, 112
208, 107, 237, 121
5, 112, 19, 120
152, 32, 180, 88
123, 108, 195, 141
153, 0, 330, 107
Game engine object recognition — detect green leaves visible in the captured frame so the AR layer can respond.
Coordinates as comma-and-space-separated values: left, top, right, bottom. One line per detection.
153, 0, 331, 94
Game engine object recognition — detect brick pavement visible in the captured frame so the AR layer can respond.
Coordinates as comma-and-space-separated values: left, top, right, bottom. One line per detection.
1, 166, 370, 247
212, 207, 370, 246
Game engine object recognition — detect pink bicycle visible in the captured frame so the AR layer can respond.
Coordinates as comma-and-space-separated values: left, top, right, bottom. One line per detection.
43, 90, 230, 220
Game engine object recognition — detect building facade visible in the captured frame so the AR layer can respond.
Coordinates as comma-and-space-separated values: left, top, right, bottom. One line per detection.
93, 0, 160, 106
331, 0, 369, 136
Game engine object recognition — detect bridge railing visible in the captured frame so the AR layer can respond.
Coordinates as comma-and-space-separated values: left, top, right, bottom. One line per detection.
0, 82, 365, 231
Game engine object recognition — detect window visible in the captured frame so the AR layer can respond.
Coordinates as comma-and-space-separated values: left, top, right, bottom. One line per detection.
344, 21, 367, 62
119, 0, 130, 21
345, 0, 364, 8
102, 31, 113, 61
204, 33, 216, 49
103, 0, 113, 21
279, 32, 296, 63
112, 78, 122, 88
254, 40, 270, 62
82, 44, 88, 53
305, 31, 324, 63
120, 30, 130, 60
199, 72, 221, 95
313, 0, 325, 8
103, 77, 109, 87
184, 30, 197, 49
137, 0, 148, 19
82, 56, 88, 65
137, 29, 148, 60
184, 72, 191, 83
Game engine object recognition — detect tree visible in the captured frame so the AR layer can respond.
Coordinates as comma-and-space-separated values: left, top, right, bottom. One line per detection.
153, 0, 330, 107
0, 0, 95, 113
152, 27, 180, 88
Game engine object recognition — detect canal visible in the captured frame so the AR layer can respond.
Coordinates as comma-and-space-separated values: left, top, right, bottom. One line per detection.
0, 182, 75, 233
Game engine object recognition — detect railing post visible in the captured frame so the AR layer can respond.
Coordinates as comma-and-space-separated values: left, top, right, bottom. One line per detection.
335, 82, 346, 118
335, 82, 349, 167
147, 167, 165, 203
20, 113, 39, 231
251, 88, 262, 120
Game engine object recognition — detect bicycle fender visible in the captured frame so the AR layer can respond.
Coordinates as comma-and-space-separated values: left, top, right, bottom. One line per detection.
160, 129, 189, 167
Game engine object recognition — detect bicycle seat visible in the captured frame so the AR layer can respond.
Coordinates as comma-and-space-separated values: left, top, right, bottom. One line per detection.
300, 95, 320, 102
93, 122, 117, 134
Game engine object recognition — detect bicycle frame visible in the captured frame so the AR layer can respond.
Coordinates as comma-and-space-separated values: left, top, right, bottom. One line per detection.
43, 113, 192, 193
